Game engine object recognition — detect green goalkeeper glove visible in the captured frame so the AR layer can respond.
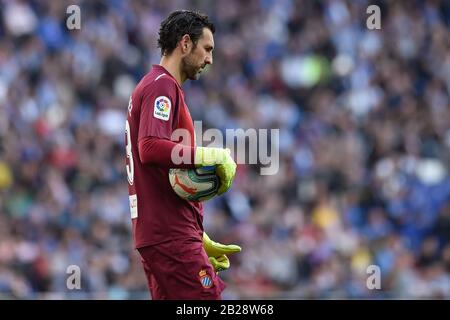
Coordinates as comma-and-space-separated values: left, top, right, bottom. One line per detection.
195, 147, 237, 195
203, 232, 241, 272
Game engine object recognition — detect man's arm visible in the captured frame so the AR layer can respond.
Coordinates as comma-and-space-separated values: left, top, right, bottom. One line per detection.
138, 136, 195, 168
139, 137, 237, 195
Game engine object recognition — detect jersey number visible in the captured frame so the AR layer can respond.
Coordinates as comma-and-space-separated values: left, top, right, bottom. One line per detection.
125, 119, 134, 185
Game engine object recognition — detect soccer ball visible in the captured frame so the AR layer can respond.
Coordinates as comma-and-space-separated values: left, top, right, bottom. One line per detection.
168, 166, 219, 202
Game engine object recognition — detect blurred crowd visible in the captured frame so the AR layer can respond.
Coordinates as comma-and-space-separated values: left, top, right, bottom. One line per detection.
0, 0, 449, 299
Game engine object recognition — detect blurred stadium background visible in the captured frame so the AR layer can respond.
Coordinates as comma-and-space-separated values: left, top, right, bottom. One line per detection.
0, 0, 450, 299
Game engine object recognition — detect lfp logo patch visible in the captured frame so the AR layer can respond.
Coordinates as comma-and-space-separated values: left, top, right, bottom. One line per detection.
199, 269, 213, 289
153, 96, 171, 121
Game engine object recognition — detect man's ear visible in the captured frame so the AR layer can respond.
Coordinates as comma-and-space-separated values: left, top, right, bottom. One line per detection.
180, 34, 191, 53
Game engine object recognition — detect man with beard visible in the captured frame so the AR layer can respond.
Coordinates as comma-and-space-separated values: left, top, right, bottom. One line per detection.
125, 10, 241, 299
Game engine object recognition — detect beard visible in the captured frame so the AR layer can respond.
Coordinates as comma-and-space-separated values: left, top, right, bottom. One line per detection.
181, 54, 203, 81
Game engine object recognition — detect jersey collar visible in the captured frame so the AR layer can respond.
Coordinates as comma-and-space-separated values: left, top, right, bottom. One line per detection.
152, 64, 183, 92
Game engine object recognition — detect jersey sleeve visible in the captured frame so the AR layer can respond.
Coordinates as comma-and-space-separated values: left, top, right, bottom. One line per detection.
138, 136, 195, 168
138, 77, 178, 141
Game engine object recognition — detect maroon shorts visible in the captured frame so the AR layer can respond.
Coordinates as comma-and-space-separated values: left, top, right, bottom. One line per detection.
137, 239, 226, 300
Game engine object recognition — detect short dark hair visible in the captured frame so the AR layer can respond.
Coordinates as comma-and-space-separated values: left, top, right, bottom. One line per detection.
157, 10, 215, 56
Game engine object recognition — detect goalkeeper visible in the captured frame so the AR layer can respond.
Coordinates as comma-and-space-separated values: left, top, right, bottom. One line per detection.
125, 10, 241, 300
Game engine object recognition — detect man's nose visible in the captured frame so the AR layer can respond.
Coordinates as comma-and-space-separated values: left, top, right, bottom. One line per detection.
205, 54, 213, 65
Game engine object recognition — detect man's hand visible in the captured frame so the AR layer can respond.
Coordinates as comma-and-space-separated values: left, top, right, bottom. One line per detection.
195, 147, 237, 195
203, 232, 241, 272
208, 255, 230, 273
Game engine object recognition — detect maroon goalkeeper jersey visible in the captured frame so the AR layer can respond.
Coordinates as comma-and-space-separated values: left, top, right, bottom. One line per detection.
125, 65, 203, 248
